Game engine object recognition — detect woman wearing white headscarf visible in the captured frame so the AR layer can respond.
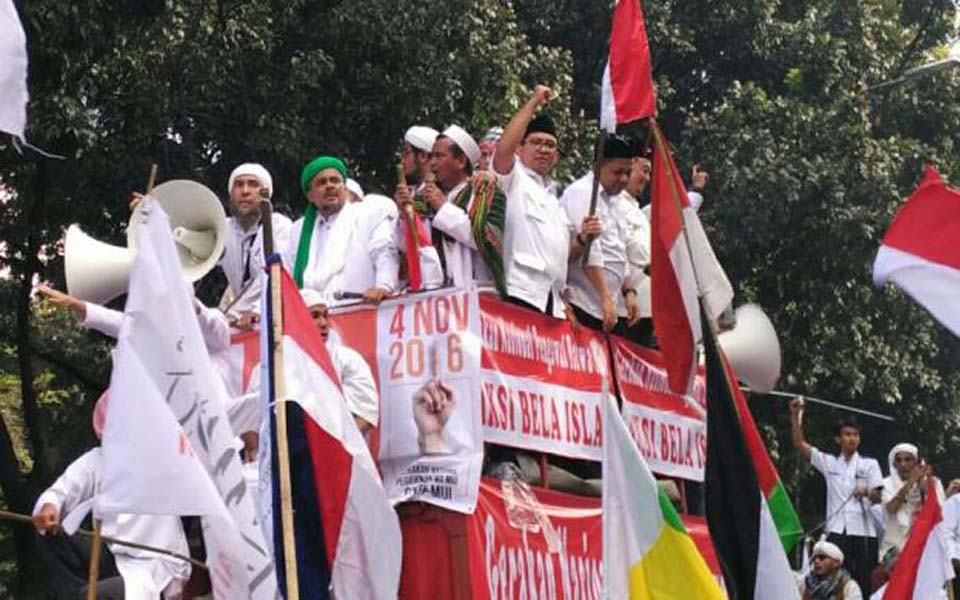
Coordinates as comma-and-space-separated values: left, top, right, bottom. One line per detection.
879, 442, 945, 559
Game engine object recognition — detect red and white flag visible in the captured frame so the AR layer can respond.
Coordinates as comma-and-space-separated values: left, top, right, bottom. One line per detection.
874, 166, 960, 337
649, 125, 732, 394
600, 0, 656, 132
878, 479, 954, 599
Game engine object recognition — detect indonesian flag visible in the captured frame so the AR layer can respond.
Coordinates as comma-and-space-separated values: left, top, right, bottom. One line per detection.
402, 211, 432, 291
874, 165, 960, 336
649, 125, 734, 394
600, 0, 656, 132
260, 264, 401, 599
878, 478, 954, 599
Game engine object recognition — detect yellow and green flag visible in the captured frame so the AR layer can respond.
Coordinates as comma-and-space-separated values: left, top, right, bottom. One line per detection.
601, 383, 724, 599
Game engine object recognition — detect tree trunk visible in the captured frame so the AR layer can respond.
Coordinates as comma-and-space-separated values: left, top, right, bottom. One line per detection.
17, 159, 52, 486
0, 412, 46, 593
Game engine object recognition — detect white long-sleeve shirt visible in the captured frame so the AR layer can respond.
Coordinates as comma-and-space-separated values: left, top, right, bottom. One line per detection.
613, 193, 651, 318
220, 213, 292, 317
284, 199, 399, 302
942, 494, 960, 560
431, 180, 489, 291
560, 173, 629, 320
33, 448, 191, 597
491, 157, 571, 316
82, 299, 230, 353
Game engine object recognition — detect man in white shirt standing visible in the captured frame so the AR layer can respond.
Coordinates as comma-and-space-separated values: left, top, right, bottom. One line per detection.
285, 155, 399, 304
560, 133, 642, 332
790, 397, 883, 596
393, 125, 445, 290
423, 125, 508, 294
879, 443, 944, 560
613, 150, 655, 346
219, 163, 292, 321
490, 85, 601, 318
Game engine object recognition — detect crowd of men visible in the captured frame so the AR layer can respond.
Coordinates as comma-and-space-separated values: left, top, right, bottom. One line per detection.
24, 82, 960, 600
33, 81, 960, 600
28, 84, 697, 597
791, 397, 960, 599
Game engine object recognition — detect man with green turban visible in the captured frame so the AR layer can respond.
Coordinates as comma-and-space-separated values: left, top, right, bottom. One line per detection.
283, 155, 399, 304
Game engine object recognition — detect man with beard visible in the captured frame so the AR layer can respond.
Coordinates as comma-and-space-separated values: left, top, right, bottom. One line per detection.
219, 163, 292, 320
393, 125, 445, 289
284, 155, 399, 304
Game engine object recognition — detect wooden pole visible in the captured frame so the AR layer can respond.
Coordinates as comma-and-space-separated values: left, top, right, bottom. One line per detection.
85, 519, 102, 600
260, 198, 300, 599
146, 163, 158, 193
581, 130, 608, 266
0, 509, 206, 569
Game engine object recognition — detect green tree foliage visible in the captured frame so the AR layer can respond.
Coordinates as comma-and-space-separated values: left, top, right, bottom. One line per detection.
0, 0, 579, 594
517, 0, 960, 535
2, 0, 960, 591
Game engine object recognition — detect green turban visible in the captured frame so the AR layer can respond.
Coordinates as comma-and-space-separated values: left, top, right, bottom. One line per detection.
300, 155, 348, 194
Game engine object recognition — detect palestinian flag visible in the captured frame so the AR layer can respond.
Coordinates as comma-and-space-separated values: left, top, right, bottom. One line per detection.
703, 310, 800, 600
727, 363, 803, 552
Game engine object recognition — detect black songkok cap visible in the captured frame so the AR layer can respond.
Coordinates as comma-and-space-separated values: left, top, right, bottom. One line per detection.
525, 114, 558, 139
601, 134, 641, 160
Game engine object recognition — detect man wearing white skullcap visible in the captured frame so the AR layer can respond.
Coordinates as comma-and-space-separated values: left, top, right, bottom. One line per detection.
798, 541, 862, 599
422, 125, 509, 293
221, 163, 292, 320
880, 442, 945, 559
345, 178, 364, 203
234, 288, 379, 438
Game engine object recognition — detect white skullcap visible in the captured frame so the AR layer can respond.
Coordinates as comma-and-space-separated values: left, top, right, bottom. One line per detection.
346, 178, 364, 200
404, 126, 440, 153
300, 288, 328, 308
442, 124, 480, 167
228, 163, 273, 199
812, 541, 844, 563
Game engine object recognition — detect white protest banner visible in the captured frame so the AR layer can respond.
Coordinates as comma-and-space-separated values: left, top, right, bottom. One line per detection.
479, 296, 609, 461
377, 288, 484, 513
611, 337, 707, 481
102, 198, 277, 598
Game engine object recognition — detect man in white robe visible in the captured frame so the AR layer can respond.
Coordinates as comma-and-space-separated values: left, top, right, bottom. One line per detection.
393, 125, 445, 290
284, 155, 399, 304
218, 163, 292, 321
33, 393, 191, 598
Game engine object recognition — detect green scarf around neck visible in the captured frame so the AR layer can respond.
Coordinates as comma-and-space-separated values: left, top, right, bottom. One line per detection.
293, 203, 317, 287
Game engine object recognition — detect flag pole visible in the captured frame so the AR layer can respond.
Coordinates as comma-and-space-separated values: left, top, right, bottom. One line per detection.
581, 130, 608, 266
259, 197, 300, 598
85, 520, 102, 600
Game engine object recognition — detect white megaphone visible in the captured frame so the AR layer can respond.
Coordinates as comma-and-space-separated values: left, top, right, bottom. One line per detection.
64, 180, 227, 305
717, 303, 782, 393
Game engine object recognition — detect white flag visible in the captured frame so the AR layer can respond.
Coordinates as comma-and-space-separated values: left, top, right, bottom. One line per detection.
0, 0, 27, 139
98, 198, 277, 599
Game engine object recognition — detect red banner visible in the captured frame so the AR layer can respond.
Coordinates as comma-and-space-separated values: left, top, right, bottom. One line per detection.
226, 293, 711, 480
465, 478, 721, 599
479, 296, 609, 461
611, 337, 708, 481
